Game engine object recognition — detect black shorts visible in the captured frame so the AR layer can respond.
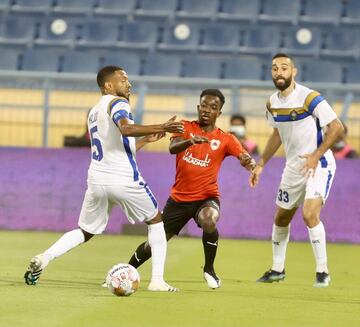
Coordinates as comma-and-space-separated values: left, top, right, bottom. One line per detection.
162, 197, 220, 235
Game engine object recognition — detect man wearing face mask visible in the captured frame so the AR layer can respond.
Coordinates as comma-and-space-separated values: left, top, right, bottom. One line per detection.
331, 121, 358, 159
229, 114, 259, 155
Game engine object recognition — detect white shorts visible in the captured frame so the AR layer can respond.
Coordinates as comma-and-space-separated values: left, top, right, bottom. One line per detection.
78, 181, 158, 234
276, 164, 335, 210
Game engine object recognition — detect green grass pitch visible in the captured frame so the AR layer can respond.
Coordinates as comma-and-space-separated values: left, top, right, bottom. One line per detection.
0, 231, 359, 327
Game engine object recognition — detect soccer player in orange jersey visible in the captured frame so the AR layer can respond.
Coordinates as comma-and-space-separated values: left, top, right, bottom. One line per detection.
127, 89, 256, 289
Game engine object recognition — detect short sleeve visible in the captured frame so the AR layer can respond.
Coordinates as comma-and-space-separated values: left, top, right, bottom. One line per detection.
226, 133, 246, 157
312, 100, 337, 127
109, 98, 132, 125
266, 109, 276, 127
265, 99, 275, 127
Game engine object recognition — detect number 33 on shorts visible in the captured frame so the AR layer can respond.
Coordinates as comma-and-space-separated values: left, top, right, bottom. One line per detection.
278, 189, 289, 203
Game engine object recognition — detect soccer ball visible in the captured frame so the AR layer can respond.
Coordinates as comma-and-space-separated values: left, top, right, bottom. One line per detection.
106, 263, 140, 297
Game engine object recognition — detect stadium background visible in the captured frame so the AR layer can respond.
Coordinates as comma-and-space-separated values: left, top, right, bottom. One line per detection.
1, 2, 360, 327
0, 0, 359, 241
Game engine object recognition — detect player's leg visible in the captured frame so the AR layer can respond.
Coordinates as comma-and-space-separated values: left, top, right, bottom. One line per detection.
195, 199, 221, 289
256, 206, 298, 283
24, 184, 109, 285
128, 197, 186, 268
304, 167, 335, 287
145, 212, 178, 292
257, 178, 304, 283
118, 184, 180, 291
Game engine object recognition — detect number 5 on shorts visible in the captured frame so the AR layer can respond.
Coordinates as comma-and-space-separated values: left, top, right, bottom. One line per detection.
278, 189, 289, 203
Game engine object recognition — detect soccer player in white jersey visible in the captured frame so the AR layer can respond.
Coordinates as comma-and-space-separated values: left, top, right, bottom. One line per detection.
250, 54, 344, 287
24, 65, 184, 292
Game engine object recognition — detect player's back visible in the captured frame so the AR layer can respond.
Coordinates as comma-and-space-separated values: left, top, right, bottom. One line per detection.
87, 95, 140, 185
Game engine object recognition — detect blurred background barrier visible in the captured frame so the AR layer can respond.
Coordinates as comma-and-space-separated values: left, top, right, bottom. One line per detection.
0, 147, 359, 243
0, 71, 359, 155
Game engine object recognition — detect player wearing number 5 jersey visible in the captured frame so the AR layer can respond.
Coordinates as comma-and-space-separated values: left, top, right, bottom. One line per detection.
24, 65, 184, 292
250, 54, 344, 287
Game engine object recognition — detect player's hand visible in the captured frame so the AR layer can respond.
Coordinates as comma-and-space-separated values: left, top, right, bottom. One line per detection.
239, 153, 256, 171
299, 152, 319, 178
190, 135, 209, 144
162, 116, 184, 134
144, 133, 166, 143
249, 164, 263, 188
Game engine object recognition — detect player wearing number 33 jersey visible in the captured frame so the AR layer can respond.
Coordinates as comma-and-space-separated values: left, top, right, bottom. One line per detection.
250, 54, 344, 288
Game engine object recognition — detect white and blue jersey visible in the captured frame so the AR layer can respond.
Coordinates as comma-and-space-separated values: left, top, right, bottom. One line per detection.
266, 83, 337, 175
87, 95, 141, 185
266, 83, 337, 209
78, 94, 158, 233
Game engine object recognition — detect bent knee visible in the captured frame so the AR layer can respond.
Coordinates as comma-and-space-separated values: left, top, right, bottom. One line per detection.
302, 209, 320, 226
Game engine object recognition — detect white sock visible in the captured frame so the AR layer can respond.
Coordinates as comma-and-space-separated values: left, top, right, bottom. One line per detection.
43, 229, 85, 263
308, 222, 328, 273
148, 222, 167, 284
271, 224, 290, 272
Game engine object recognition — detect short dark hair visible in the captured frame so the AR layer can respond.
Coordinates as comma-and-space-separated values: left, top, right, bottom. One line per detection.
97, 65, 124, 88
272, 53, 295, 66
230, 114, 246, 125
200, 89, 225, 107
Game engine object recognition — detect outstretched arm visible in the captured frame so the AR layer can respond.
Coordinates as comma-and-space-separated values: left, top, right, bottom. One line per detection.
169, 135, 209, 154
249, 128, 282, 187
238, 152, 257, 172
136, 133, 166, 151
117, 116, 184, 137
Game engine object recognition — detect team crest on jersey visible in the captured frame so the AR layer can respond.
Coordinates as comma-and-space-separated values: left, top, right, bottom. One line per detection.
290, 110, 297, 121
210, 139, 220, 150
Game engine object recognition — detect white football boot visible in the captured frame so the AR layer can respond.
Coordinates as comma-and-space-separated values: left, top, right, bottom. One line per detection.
24, 254, 49, 285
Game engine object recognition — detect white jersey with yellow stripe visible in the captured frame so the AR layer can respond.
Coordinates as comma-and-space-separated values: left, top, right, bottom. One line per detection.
87, 94, 142, 185
266, 83, 337, 175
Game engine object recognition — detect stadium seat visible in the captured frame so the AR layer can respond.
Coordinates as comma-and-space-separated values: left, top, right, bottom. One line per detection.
52, 0, 95, 15
118, 21, 159, 51
342, 0, 360, 25
280, 26, 321, 57
134, 0, 177, 19
299, 0, 342, 24
22, 48, 60, 72
176, 0, 219, 20
0, 15, 35, 46
0, 48, 19, 70
217, 0, 259, 23
62, 50, 100, 73
10, 0, 51, 13
143, 53, 182, 77
198, 23, 240, 54
301, 60, 343, 83
344, 62, 360, 83
320, 27, 360, 59
93, 0, 135, 16
259, 0, 300, 24
77, 19, 119, 48
101, 51, 141, 76
157, 23, 199, 52
223, 57, 262, 80
35, 16, 83, 48
0, 0, 10, 12
182, 56, 221, 79
240, 25, 281, 55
